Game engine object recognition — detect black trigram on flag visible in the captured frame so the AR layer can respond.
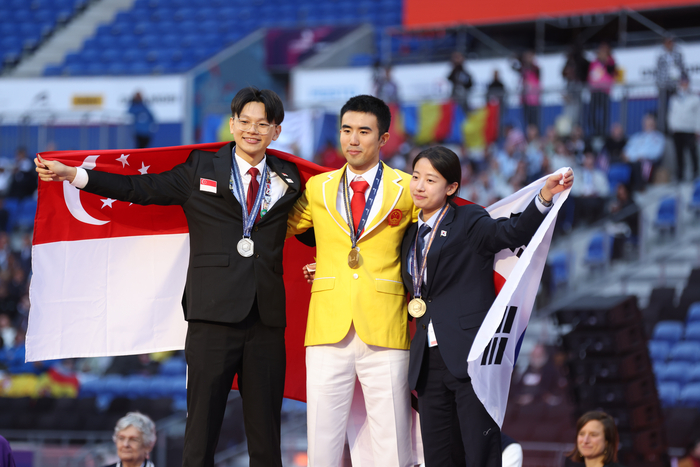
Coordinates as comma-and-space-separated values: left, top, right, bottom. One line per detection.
480, 305, 518, 366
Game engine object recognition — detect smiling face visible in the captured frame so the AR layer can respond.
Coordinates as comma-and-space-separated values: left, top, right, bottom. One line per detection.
577, 420, 607, 461
410, 157, 458, 221
229, 102, 281, 164
339, 111, 389, 174
115, 425, 150, 465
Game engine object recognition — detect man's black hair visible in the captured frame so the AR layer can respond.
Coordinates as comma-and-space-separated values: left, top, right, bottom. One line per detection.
340, 95, 391, 136
230, 87, 284, 125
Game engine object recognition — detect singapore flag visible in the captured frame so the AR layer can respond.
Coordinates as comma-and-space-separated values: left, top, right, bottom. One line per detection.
27, 146, 196, 361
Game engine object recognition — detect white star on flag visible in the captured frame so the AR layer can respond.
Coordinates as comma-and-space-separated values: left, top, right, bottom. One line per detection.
116, 154, 130, 168
138, 162, 150, 175
100, 198, 116, 209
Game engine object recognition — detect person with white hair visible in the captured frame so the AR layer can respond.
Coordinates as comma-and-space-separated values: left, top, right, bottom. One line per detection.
104, 412, 157, 467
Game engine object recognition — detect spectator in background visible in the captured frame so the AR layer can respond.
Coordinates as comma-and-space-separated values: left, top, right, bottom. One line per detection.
8, 146, 38, 200
106, 354, 159, 376
562, 42, 590, 127
588, 42, 617, 138
447, 51, 473, 115
0, 435, 17, 467
512, 50, 541, 128
567, 124, 589, 164
0, 314, 16, 350
512, 344, 565, 407
656, 36, 685, 133
609, 183, 639, 260
373, 63, 399, 105
602, 122, 628, 166
127, 92, 156, 149
106, 412, 156, 467
572, 151, 610, 225
525, 124, 544, 180
487, 69, 507, 137
668, 75, 700, 181
568, 411, 623, 467
679, 438, 700, 467
0, 158, 14, 198
623, 113, 666, 190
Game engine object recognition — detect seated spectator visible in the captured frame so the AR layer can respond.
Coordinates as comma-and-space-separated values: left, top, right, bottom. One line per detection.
568, 411, 623, 467
572, 151, 610, 225
0, 314, 16, 350
608, 183, 639, 260
623, 114, 666, 190
512, 344, 566, 406
106, 412, 156, 467
567, 124, 589, 164
602, 122, 628, 166
106, 354, 159, 376
668, 75, 700, 181
525, 124, 544, 179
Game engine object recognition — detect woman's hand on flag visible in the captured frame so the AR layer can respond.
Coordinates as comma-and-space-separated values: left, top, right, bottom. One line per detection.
541, 168, 574, 202
35, 156, 77, 183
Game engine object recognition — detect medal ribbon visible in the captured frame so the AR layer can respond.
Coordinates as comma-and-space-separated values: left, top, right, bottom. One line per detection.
230, 153, 270, 238
341, 162, 384, 249
409, 204, 450, 299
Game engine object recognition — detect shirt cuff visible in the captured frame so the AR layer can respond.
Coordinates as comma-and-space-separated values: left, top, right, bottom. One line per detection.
534, 194, 552, 214
71, 167, 89, 189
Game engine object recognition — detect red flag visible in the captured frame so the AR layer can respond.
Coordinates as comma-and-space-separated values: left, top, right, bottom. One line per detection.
29, 142, 327, 402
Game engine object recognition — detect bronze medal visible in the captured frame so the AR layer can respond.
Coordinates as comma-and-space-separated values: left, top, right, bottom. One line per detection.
348, 248, 360, 269
408, 298, 427, 318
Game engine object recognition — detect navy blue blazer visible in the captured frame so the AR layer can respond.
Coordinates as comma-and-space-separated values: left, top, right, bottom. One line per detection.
400, 199, 546, 390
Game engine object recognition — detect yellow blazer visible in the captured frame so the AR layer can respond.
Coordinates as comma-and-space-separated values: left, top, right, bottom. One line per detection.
288, 162, 418, 349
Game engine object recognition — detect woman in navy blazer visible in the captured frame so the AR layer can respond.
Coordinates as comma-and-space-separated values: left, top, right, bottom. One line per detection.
401, 147, 573, 467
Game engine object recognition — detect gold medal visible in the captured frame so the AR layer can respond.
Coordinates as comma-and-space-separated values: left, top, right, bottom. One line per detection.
408, 298, 427, 318
348, 248, 360, 269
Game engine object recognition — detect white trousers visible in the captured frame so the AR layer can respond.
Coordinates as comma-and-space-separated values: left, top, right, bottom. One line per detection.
306, 326, 413, 467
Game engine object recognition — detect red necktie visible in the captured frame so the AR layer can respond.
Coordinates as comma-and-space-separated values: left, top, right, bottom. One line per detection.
247, 167, 261, 223
350, 178, 370, 233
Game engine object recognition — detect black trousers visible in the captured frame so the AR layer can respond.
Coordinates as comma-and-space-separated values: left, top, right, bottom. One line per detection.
416, 345, 502, 467
182, 305, 286, 467
673, 132, 699, 181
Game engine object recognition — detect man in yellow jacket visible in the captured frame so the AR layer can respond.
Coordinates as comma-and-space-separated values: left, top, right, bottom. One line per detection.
288, 95, 419, 466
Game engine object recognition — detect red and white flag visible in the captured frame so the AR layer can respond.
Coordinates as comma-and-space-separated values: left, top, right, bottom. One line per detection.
28, 142, 321, 402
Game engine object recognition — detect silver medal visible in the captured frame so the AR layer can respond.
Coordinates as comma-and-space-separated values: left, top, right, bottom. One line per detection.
237, 238, 254, 257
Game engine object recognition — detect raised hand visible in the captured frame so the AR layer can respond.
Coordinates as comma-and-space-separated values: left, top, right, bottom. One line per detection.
35, 155, 77, 183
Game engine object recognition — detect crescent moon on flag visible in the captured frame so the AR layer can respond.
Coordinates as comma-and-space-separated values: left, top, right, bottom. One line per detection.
63, 155, 110, 226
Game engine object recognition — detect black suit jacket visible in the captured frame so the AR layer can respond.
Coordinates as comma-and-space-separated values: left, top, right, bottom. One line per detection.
82, 142, 302, 328
401, 199, 545, 390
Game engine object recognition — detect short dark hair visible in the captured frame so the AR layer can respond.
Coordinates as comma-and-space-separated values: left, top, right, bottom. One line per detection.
412, 146, 461, 200
340, 95, 391, 136
568, 411, 619, 465
230, 87, 284, 125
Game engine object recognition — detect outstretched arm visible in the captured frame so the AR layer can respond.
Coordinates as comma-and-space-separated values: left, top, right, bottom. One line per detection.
35, 156, 77, 183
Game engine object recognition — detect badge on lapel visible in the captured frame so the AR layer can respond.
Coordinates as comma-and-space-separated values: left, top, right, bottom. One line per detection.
440, 230, 447, 237
200, 178, 217, 193
388, 209, 402, 227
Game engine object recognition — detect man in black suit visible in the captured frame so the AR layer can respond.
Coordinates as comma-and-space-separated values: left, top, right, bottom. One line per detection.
36, 88, 301, 467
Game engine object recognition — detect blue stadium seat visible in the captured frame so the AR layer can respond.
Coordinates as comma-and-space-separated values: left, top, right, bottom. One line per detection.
689, 180, 700, 214
685, 321, 700, 342
679, 382, 700, 407
688, 364, 700, 383
652, 320, 684, 344
107, 62, 128, 75
16, 198, 37, 230
669, 341, 700, 362
128, 61, 151, 75
548, 251, 569, 293
123, 375, 151, 399
657, 381, 681, 407
584, 232, 609, 268
655, 197, 677, 232
43, 65, 63, 76
607, 163, 631, 189
648, 340, 671, 362
688, 302, 700, 324
159, 357, 186, 376
657, 361, 692, 384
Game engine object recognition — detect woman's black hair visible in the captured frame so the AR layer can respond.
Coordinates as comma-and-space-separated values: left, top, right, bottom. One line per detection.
412, 146, 461, 200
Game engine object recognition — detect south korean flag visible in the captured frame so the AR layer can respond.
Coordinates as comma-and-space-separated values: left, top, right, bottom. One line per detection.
467, 168, 572, 427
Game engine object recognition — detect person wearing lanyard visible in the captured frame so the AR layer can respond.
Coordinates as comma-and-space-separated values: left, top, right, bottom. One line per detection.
34, 87, 303, 467
401, 146, 573, 467
287, 95, 419, 466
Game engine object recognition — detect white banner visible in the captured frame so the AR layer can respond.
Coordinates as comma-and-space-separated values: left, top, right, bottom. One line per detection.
467, 168, 572, 427
0, 76, 186, 123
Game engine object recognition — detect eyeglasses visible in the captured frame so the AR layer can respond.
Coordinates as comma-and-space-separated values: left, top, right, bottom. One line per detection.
233, 118, 276, 135
114, 435, 143, 447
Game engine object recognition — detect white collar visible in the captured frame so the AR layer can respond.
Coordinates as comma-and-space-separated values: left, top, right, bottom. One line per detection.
417, 204, 448, 231
347, 161, 381, 185
234, 151, 266, 175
